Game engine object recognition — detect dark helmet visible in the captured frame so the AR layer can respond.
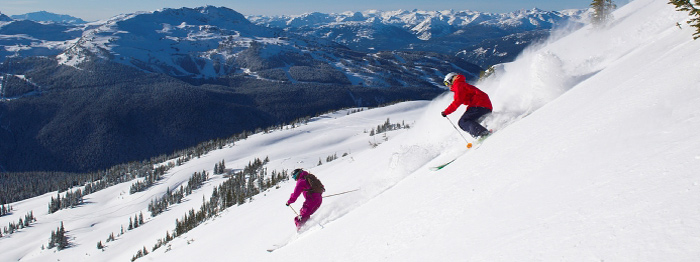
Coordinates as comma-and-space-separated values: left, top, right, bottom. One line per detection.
292, 168, 304, 180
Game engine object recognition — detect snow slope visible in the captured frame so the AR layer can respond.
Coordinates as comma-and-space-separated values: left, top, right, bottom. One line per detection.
1, 0, 699, 261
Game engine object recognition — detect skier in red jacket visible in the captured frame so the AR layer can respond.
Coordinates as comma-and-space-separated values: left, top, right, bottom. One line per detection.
441, 72, 492, 138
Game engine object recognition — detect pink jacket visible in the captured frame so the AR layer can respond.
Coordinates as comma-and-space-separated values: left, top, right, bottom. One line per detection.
287, 171, 322, 205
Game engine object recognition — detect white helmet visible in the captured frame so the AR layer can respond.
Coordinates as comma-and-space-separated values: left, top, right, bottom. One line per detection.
443, 72, 458, 87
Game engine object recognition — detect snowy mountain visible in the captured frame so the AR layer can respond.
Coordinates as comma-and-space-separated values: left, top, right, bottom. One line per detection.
249, 8, 587, 55
0, 7, 583, 81
0, 6, 479, 173
11, 11, 87, 24
0, 12, 12, 22
0, 5, 579, 173
58, 6, 279, 77
0, 18, 81, 60
2, 0, 699, 261
49, 6, 479, 84
0, 11, 84, 60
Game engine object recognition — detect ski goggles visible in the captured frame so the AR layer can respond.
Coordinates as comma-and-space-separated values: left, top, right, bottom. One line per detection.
292, 168, 303, 180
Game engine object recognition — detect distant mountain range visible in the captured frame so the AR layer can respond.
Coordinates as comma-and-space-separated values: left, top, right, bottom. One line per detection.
0, 6, 585, 172
2, 7, 586, 70
10, 11, 87, 24
3, 7, 486, 85
249, 8, 586, 56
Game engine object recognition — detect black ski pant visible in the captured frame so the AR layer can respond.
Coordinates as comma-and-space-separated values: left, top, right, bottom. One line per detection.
458, 106, 491, 137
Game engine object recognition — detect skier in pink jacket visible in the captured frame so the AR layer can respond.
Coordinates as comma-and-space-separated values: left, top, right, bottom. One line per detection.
286, 168, 324, 230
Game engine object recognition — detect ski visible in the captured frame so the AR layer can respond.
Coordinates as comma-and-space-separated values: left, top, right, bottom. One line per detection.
266, 232, 305, 252
267, 232, 300, 252
429, 158, 457, 171
267, 244, 285, 252
430, 132, 493, 171
266, 221, 323, 252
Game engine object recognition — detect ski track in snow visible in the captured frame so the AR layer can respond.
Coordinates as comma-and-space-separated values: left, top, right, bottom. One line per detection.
2, 0, 700, 261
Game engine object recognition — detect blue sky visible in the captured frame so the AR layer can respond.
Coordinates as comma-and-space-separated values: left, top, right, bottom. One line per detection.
2, 0, 604, 21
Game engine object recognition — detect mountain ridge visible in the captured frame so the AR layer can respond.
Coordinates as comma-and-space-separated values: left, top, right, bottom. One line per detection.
10, 11, 87, 24
0, 6, 576, 173
249, 8, 586, 54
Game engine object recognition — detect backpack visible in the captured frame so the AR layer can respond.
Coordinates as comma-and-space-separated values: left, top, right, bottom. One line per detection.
304, 173, 325, 194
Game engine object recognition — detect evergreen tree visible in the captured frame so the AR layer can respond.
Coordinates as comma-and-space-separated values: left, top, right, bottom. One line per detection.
48, 230, 56, 249
58, 222, 68, 250
48, 222, 69, 250
24, 211, 35, 226
131, 162, 291, 261
107, 232, 115, 242
590, 0, 617, 27
669, 0, 700, 39
215, 160, 227, 174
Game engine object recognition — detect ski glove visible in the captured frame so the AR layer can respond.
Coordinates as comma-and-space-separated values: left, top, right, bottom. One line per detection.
441, 111, 447, 117
285, 202, 290, 206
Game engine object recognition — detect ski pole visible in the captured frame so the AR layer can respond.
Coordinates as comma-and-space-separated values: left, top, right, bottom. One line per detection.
323, 189, 360, 198
289, 205, 300, 218
289, 204, 324, 229
445, 117, 473, 148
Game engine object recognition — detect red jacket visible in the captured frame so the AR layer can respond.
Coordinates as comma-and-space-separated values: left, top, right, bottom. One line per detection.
443, 74, 492, 115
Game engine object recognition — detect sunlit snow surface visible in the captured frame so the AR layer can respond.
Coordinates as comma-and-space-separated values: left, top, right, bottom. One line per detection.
1, 0, 699, 261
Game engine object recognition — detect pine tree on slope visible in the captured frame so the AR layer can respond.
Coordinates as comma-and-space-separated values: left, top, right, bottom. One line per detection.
669, 0, 700, 39
591, 0, 617, 27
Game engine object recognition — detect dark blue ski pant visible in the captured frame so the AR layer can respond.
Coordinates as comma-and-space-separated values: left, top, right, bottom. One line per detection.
458, 107, 491, 137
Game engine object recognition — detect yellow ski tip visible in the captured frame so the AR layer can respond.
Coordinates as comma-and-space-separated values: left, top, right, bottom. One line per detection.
467, 143, 473, 148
